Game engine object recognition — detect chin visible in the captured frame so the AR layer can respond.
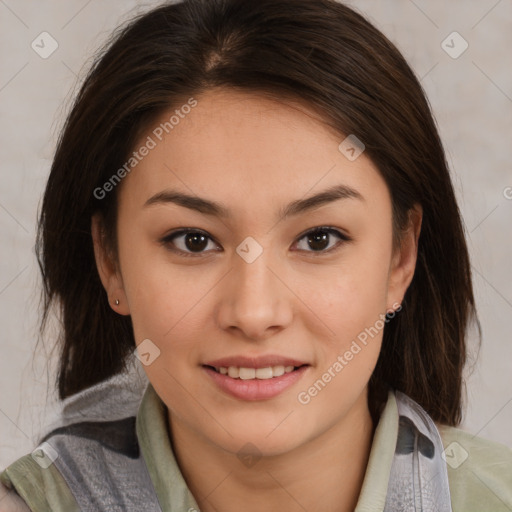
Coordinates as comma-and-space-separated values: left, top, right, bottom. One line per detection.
225, 432, 305, 460
211, 415, 312, 457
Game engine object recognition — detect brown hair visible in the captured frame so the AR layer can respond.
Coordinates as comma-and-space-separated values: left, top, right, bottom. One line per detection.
36, 0, 480, 425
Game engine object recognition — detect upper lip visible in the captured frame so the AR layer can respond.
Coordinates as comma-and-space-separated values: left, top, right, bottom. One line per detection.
203, 355, 309, 369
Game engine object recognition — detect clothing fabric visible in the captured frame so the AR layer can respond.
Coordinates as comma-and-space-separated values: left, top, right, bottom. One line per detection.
2, 359, 512, 511
383, 391, 451, 511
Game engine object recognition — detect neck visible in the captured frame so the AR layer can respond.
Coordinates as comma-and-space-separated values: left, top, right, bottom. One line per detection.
168, 392, 376, 512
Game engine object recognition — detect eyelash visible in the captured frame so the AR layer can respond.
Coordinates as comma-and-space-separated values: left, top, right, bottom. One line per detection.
159, 226, 352, 258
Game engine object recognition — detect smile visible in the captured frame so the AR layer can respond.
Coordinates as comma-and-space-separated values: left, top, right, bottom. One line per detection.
209, 365, 299, 380
202, 363, 310, 400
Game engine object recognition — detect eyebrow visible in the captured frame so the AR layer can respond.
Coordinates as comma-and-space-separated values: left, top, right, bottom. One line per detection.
144, 183, 364, 220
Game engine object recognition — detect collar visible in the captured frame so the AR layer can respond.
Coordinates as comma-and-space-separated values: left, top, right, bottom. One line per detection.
136, 383, 400, 512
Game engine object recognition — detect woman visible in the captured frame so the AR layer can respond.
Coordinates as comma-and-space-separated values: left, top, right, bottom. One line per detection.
1, 0, 511, 510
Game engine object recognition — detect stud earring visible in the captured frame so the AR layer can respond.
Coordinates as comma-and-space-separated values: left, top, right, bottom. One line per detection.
114, 299, 120, 306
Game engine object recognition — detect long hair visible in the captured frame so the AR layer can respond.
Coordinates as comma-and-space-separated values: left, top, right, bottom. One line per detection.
36, 0, 479, 425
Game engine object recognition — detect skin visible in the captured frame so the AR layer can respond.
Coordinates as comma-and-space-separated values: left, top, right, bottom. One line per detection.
92, 88, 422, 512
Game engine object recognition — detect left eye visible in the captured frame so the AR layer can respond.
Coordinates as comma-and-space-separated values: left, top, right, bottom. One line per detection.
161, 226, 349, 257
293, 227, 349, 253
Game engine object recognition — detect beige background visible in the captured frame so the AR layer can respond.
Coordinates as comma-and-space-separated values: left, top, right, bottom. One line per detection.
0, 0, 511, 470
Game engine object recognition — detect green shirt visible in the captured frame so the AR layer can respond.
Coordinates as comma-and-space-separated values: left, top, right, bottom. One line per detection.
2, 384, 512, 511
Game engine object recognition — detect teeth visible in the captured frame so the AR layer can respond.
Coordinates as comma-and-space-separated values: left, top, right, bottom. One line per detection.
216, 365, 299, 380
239, 367, 256, 380
255, 367, 273, 379
273, 365, 285, 377
227, 366, 239, 378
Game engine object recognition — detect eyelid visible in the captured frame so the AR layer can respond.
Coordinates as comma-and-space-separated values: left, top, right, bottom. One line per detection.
160, 228, 221, 258
294, 225, 351, 242
291, 226, 351, 254
160, 226, 351, 257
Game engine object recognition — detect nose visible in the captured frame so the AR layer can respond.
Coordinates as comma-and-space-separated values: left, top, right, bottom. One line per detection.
215, 246, 293, 342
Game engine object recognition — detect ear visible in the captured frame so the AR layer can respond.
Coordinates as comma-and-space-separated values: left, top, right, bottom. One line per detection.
386, 204, 423, 310
91, 213, 130, 315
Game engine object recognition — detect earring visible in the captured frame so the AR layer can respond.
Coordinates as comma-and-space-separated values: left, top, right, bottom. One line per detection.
114, 299, 120, 306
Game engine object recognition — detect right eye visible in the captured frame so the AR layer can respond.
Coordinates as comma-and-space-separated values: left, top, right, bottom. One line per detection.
160, 229, 222, 257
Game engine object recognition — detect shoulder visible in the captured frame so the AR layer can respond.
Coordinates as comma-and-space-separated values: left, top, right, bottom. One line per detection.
438, 424, 512, 511
0, 481, 31, 512
1, 414, 149, 512
0, 452, 79, 512
0, 370, 149, 512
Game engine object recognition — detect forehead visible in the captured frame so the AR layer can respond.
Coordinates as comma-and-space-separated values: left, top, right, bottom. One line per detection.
118, 88, 387, 215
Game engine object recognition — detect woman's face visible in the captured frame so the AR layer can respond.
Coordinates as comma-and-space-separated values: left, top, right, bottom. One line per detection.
93, 88, 419, 456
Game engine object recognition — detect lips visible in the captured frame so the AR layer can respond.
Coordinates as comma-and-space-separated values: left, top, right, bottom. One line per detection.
202, 354, 310, 400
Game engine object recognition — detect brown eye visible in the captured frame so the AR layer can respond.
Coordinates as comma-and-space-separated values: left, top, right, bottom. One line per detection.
294, 227, 350, 253
161, 226, 350, 258
161, 229, 220, 257
182, 232, 209, 252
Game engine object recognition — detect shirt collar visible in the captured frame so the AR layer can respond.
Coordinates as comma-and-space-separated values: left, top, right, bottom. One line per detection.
136, 383, 201, 511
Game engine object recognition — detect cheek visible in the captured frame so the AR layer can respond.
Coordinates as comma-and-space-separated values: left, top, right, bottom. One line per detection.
293, 232, 392, 410
116, 224, 197, 344
295, 230, 392, 344
124, 266, 208, 349
294, 252, 390, 418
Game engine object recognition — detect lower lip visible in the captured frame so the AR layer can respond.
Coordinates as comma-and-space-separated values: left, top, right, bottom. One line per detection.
203, 365, 309, 401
